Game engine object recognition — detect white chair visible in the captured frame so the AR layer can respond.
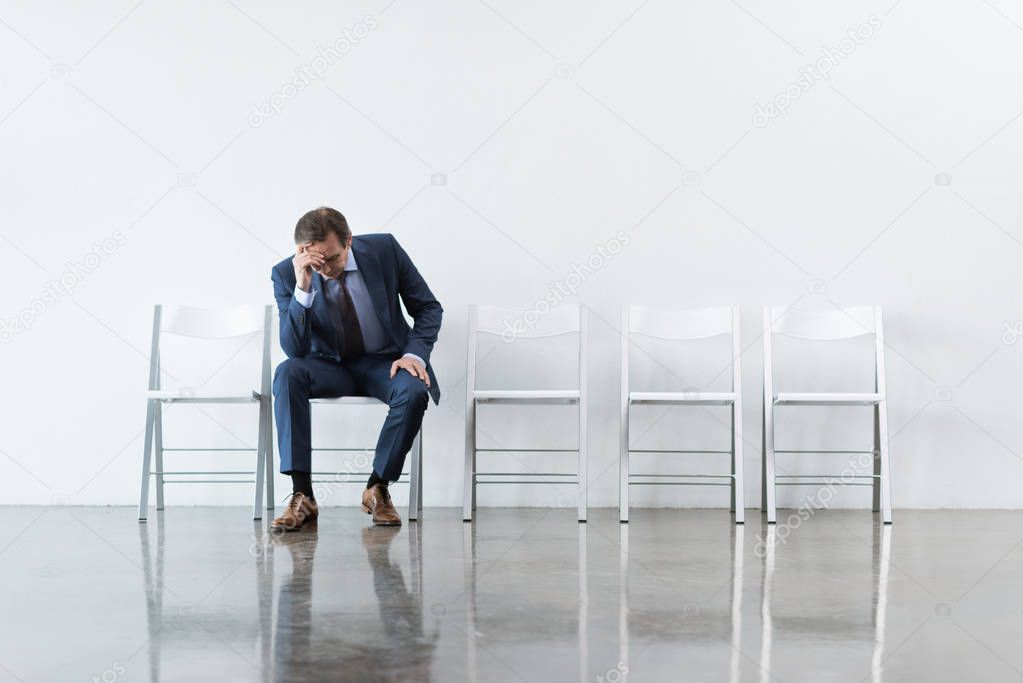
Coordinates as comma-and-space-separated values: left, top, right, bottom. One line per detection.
463, 305, 588, 522
619, 306, 745, 523
762, 305, 892, 524
306, 397, 423, 521
138, 304, 274, 521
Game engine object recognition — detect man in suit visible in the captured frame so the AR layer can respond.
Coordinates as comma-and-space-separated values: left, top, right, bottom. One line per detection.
270, 207, 441, 530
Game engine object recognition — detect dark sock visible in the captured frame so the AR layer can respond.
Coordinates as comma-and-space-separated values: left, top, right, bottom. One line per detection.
291, 471, 314, 499
367, 471, 386, 490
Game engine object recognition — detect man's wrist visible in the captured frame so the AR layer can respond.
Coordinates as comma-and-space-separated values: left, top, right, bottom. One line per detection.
294, 285, 316, 309
402, 352, 425, 367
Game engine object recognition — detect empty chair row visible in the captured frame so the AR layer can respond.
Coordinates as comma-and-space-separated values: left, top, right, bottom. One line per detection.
463, 304, 892, 525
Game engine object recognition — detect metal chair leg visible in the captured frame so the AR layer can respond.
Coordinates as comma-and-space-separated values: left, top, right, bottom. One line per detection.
577, 401, 587, 523
265, 404, 275, 511
154, 401, 165, 511
761, 389, 766, 519
732, 401, 745, 524
463, 401, 475, 521
876, 402, 892, 524
417, 432, 424, 517
138, 399, 157, 521
763, 391, 777, 524
409, 430, 422, 521
873, 404, 881, 514
730, 405, 737, 514
619, 401, 629, 523
253, 399, 268, 520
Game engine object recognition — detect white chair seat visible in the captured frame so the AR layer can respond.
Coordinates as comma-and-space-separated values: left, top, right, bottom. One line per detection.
774, 392, 882, 406
145, 389, 261, 403
473, 389, 580, 404
630, 391, 736, 405
310, 396, 384, 405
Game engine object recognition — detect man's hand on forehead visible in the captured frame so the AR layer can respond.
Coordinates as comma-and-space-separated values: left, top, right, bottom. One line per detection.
298, 242, 323, 257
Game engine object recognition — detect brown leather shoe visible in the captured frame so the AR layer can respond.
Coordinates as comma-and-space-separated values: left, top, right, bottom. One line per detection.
362, 484, 402, 526
270, 492, 318, 532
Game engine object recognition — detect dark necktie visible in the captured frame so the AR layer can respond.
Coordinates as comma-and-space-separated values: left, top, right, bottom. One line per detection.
338, 271, 365, 359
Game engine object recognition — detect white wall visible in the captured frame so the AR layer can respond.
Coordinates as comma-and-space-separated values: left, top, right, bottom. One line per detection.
2, 0, 1022, 509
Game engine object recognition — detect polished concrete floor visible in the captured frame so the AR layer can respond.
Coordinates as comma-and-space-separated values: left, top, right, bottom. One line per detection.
1, 508, 1022, 682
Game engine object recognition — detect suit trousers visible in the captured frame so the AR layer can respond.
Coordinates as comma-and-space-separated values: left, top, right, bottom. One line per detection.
272, 352, 429, 481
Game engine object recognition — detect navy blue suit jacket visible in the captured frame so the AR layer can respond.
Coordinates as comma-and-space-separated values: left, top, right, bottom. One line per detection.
271, 233, 442, 405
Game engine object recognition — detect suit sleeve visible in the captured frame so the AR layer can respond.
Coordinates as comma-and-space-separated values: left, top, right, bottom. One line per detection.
391, 235, 442, 365
271, 264, 312, 358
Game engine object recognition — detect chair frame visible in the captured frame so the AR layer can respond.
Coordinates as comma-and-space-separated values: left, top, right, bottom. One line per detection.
305, 397, 423, 521
138, 304, 274, 521
761, 305, 892, 524
619, 305, 744, 523
463, 304, 588, 522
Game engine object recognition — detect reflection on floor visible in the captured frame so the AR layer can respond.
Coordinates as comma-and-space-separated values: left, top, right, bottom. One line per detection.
1, 508, 1021, 682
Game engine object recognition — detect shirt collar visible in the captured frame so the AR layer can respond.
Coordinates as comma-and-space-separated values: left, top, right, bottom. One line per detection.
344, 248, 358, 272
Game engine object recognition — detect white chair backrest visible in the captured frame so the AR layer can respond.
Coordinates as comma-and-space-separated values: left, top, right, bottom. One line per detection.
763, 305, 886, 396
472, 304, 581, 339
767, 305, 877, 341
629, 305, 734, 341
148, 304, 273, 393
622, 305, 741, 394
160, 304, 269, 339
466, 304, 586, 393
